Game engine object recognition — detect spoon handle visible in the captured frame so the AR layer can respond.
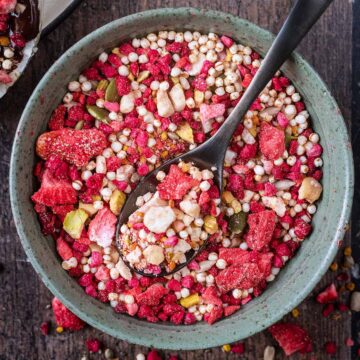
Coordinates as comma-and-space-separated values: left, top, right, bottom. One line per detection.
207, 0, 333, 153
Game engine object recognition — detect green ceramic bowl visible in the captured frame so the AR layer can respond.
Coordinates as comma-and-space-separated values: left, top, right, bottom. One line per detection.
10, 8, 354, 350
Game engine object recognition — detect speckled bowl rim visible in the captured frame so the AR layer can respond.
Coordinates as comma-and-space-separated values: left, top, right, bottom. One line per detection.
10, 7, 354, 350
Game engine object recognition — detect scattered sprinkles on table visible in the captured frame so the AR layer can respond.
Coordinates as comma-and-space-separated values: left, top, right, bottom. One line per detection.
32, 30, 324, 325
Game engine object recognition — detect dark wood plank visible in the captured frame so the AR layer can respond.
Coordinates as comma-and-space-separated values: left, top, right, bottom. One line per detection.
0, 0, 352, 359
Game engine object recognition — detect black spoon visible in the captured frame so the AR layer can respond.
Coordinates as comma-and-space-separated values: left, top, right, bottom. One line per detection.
116, 0, 333, 277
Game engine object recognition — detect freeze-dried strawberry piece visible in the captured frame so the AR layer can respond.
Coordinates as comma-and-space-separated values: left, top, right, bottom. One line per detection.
36, 129, 107, 167
0, 0, 16, 14
45, 155, 69, 180
88, 207, 117, 248
56, 237, 73, 260
48, 105, 66, 130
259, 122, 285, 161
115, 75, 131, 96
0, 70, 12, 84
224, 305, 240, 317
202, 286, 222, 306
218, 248, 250, 265
269, 322, 312, 356
316, 283, 338, 304
52, 205, 74, 221
136, 284, 168, 306
200, 103, 226, 122
246, 210, 276, 251
205, 306, 223, 325
32, 170, 77, 207
157, 164, 200, 200
215, 252, 272, 293
52, 297, 85, 331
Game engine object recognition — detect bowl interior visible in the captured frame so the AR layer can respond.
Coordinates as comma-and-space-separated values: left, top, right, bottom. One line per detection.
10, 8, 353, 350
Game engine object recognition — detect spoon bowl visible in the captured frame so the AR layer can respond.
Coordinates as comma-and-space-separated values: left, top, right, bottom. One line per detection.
115, 141, 224, 277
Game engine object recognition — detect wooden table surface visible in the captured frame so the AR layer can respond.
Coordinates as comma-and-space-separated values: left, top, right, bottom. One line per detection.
0, 1, 356, 359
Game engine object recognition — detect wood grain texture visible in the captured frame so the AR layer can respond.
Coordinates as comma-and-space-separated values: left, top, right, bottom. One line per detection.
0, 0, 352, 359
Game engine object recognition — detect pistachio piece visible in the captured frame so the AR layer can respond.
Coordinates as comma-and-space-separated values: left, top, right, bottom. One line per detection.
109, 189, 126, 215
157, 89, 175, 117
298, 177, 323, 203
63, 209, 89, 239
228, 212, 247, 234
105, 78, 120, 102
143, 245, 165, 265
176, 122, 194, 144
86, 105, 110, 122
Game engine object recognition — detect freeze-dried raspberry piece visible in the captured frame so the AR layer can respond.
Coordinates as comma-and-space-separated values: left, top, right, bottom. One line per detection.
88, 207, 117, 248
215, 252, 273, 293
316, 283, 338, 304
36, 129, 107, 167
239, 143, 257, 160
86, 338, 101, 352
52, 297, 85, 331
200, 103, 226, 122
294, 218, 312, 239
119, 42, 135, 55
246, 210, 276, 251
0, 0, 16, 14
115, 75, 131, 96
192, 75, 207, 91
136, 284, 168, 306
220, 35, 234, 48
157, 164, 200, 200
259, 122, 285, 160
48, 105, 66, 131
0, 70, 12, 84
227, 174, 244, 200
269, 322, 312, 356
31, 170, 77, 207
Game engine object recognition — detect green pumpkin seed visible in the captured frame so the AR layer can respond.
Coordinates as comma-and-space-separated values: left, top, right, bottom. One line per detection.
97, 79, 109, 91
228, 211, 247, 234
105, 78, 120, 102
86, 105, 109, 122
